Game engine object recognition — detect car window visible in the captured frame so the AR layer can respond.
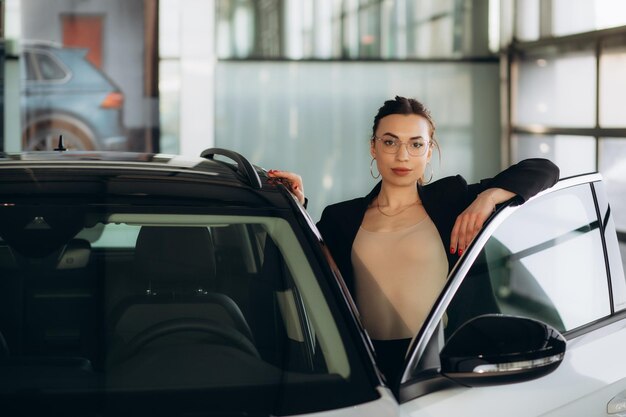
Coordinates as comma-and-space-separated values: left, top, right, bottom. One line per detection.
0, 208, 374, 415
444, 183, 611, 338
23, 51, 38, 80
33, 50, 68, 81
77, 223, 139, 248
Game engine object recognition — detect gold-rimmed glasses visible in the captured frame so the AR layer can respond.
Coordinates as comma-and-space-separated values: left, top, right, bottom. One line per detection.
374, 135, 431, 157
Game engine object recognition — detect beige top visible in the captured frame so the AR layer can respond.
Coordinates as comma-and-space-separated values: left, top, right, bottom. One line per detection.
351, 215, 448, 340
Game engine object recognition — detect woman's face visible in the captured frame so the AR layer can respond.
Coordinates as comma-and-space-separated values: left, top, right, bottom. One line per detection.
370, 114, 433, 186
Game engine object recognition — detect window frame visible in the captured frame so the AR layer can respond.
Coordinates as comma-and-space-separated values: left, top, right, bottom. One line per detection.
471, 181, 611, 333
505, 24, 626, 271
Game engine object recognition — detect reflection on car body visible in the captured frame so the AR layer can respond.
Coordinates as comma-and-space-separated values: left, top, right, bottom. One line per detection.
0, 149, 625, 416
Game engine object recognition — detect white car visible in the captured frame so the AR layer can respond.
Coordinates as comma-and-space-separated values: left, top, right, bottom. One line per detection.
0, 149, 623, 416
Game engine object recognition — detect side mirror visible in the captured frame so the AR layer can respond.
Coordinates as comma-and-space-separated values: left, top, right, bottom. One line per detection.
440, 314, 565, 387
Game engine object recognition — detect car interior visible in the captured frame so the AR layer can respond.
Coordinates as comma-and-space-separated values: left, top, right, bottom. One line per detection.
0, 207, 351, 400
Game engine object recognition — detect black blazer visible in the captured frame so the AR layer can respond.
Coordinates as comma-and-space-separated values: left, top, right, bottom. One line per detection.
316, 158, 560, 302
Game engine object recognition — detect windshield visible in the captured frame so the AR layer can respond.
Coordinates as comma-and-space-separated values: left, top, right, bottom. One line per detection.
0, 205, 375, 416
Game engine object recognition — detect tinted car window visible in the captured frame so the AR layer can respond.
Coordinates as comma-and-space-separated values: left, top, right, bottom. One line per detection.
445, 184, 610, 337
23, 51, 37, 81
0, 205, 373, 415
33, 51, 68, 81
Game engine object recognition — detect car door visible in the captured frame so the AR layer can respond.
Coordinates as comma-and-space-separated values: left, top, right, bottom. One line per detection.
398, 174, 626, 417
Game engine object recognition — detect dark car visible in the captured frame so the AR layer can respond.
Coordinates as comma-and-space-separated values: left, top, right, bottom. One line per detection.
0, 148, 624, 417
20, 41, 127, 151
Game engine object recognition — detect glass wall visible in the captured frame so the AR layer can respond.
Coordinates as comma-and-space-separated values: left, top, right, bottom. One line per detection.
515, 0, 626, 40
552, 0, 626, 37
4, 0, 497, 163
509, 0, 626, 267
216, 0, 492, 60
600, 138, 626, 231
600, 42, 626, 127
215, 61, 500, 220
512, 134, 596, 178
514, 50, 596, 128
211, 0, 500, 220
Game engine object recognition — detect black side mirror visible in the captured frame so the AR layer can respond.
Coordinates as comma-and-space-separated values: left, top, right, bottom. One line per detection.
440, 314, 565, 387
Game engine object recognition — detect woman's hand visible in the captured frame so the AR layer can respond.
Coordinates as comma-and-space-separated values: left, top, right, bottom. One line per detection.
450, 188, 515, 256
267, 169, 305, 205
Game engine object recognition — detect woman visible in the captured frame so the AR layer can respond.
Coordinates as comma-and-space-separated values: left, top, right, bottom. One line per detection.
269, 96, 559, 386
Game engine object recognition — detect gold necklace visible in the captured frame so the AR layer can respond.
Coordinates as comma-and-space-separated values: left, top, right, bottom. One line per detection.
376, 198, 421, 217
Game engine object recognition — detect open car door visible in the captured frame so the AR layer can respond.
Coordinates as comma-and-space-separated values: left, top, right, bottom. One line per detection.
398, 174, 626, 417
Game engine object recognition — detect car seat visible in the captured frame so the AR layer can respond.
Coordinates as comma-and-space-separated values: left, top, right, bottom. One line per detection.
108, 226, 254, 348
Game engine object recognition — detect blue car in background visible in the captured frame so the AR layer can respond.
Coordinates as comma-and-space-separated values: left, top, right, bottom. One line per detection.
21, 42, 127, 151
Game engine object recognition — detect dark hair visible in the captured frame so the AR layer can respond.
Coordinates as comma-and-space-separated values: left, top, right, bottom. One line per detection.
371, 96, 438, 150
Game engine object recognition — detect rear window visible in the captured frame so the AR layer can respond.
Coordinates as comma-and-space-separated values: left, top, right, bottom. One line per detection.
0, 206, 375, 415
22, 49, 69, 81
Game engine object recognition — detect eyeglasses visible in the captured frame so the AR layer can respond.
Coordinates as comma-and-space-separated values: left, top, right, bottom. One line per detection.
374, 135, 431, 157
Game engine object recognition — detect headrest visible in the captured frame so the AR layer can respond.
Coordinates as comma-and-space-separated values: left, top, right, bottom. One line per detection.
133, 227, 217, 292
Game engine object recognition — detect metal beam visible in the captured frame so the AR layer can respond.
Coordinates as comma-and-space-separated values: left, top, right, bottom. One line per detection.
512, 127, 626, 138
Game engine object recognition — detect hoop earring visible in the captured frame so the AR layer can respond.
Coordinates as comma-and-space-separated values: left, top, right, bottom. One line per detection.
422, 162, 433, 184
370, 158, 380, 179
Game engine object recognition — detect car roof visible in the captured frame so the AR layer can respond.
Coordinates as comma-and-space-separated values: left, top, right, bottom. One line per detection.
0, 149, 256, 180
21, 40, 66, 49
22, 40, 88, 52
0, 150, 286, 207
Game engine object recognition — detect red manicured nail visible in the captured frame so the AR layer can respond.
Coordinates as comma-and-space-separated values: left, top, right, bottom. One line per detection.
458, 249, 463, 256
450, 247, 455, 254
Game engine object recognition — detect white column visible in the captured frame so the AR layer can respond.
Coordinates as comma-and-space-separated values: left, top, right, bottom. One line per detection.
179, 0, 215, 156
3, 0, 22, 152
284, 0, 303, 59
